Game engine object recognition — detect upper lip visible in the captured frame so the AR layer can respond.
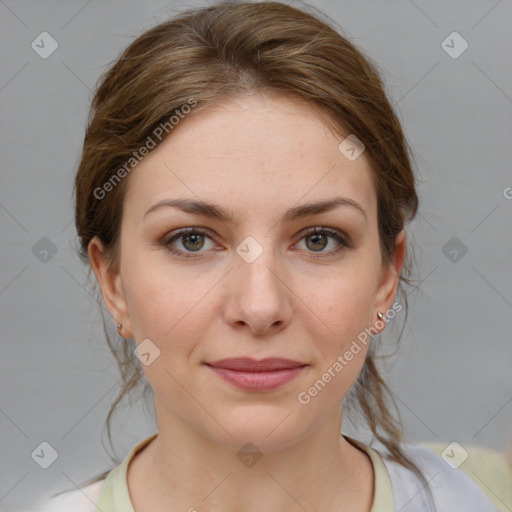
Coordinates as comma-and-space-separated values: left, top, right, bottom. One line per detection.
205, 358, 307, 371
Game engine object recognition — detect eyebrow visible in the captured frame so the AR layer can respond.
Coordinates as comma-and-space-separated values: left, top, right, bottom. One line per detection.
143, 196, 367, 223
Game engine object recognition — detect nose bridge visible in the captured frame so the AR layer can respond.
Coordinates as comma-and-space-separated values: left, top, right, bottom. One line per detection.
235, 233, 282, 294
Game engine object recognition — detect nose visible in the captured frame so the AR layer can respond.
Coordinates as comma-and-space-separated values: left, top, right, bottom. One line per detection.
223, 240, 294, 336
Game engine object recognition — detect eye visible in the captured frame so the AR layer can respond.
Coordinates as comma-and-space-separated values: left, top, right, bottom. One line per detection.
161, 226, 351, 259
295, 227, 351, 257
163, 227, 217, 258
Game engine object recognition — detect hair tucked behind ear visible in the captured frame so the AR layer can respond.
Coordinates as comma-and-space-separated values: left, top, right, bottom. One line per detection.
73, 2, 433, 507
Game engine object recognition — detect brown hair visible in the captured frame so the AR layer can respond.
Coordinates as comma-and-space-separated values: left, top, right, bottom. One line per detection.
74, 0, 432, 505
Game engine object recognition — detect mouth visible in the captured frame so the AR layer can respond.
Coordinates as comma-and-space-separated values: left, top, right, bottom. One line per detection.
204, 358, 308, 392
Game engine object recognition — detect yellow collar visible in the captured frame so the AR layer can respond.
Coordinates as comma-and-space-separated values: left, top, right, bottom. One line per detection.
96, 432, 394, 512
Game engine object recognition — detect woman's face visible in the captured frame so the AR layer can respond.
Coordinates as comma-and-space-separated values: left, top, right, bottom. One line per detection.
91, 93, 404, 451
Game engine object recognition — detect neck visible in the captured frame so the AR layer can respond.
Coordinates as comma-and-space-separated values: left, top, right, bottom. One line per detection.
128, 404, 374, 512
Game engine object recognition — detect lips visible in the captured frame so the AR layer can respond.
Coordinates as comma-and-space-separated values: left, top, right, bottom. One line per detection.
205, 357, 306, 371
204, 358, 308, 391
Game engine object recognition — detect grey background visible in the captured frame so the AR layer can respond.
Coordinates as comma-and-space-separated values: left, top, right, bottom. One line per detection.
1, 0, 511, 510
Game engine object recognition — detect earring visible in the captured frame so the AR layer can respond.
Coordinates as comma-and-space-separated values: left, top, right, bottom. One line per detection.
377, 312, 384, 320
117, 323, 124, 337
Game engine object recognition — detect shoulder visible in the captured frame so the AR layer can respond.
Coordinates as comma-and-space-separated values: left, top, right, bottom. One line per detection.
379, 442, 501, 511
38, 478, 105, 512
34, 434, 157, 511
419, 441, 512, 512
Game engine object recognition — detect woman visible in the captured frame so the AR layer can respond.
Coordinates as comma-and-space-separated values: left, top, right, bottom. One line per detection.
39, 1, 505, 510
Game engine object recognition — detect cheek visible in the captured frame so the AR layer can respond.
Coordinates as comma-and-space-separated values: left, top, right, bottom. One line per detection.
297, 277, 374, 407
299, 265, 377, 357
120, 262, 216, 398
121, 253, 218, 347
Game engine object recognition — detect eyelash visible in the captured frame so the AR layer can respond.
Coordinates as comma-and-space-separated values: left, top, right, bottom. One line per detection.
160, 226, 351, 259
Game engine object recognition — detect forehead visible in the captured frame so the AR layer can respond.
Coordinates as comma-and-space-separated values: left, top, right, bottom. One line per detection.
123, 93, 377, 221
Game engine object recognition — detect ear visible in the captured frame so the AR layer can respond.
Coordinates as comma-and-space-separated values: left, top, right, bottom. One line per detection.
372, 229, 406, 331
88, 236, 133, 338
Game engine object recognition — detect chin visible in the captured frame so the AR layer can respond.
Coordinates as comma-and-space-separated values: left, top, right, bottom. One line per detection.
203, 408, 310, 454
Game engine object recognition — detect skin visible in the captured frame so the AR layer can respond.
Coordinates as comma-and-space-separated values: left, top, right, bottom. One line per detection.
89, 92, 406, 512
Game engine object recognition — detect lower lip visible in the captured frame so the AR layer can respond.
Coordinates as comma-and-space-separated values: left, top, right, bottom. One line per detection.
206, 365, 306, 391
